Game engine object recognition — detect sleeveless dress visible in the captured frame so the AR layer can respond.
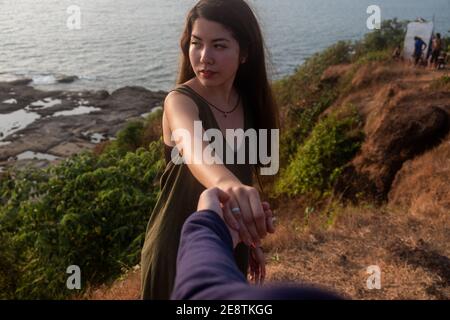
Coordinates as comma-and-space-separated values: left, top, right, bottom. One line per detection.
140, 84, 254, 299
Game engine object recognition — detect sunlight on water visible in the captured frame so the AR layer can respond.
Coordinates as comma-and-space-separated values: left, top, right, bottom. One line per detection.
51, 106, 101, 117
0, 109, 41, 141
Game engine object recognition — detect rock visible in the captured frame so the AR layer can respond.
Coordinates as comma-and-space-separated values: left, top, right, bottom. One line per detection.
0, 81, 166, 168
93, 90, 110, 100
9, 78, 33, 86
48, 141, 96, 158
56, 75, 79, 84
100, 86, 166, 111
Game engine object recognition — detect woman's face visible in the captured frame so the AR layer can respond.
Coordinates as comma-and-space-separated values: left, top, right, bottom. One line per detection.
189, 18, 244, 87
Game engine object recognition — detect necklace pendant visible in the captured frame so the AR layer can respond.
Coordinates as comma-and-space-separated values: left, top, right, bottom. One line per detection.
224, 113, 227, 118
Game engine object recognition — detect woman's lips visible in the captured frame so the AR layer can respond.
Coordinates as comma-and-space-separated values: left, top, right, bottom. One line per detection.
200, 70, 217, 79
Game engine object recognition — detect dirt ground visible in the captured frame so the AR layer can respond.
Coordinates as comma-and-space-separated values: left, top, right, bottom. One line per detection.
82, 197, 449, 300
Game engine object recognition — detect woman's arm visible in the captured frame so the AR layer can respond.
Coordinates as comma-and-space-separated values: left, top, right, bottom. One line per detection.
164, 91, 274, 246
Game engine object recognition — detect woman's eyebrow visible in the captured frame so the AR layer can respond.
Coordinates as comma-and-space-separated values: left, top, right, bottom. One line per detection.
191, 34, 230, 42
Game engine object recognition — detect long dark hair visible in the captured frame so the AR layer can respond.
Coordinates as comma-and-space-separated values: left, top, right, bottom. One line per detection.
176, 0, 279, 132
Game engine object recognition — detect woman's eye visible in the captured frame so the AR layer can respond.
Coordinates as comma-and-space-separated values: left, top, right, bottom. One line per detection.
190, 42, 225, 49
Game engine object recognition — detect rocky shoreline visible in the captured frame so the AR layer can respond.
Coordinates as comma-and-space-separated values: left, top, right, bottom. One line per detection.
0, 81, 167, 173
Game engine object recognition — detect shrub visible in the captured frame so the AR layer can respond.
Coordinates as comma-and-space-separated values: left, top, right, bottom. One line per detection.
97, 107, 163, 157
274, 41, 352, 166
275, 107, 364, 198
116, 121, 145, 152
354, 50, 391, 66
0, 141, 164, 299
141, 107, 163, 147
353, 18, 408, 59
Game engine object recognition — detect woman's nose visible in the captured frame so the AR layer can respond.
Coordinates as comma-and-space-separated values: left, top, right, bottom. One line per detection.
200, 48, 214, 64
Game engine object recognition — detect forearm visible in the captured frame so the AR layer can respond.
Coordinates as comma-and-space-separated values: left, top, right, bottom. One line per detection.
186, 161, 241, 189
171, 124, 242, 188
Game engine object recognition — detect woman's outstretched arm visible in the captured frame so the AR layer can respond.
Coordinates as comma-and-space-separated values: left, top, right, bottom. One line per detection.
164, 91, 274, 246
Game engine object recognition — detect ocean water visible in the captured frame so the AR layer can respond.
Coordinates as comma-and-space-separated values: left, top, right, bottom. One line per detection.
0, 0, 449, 92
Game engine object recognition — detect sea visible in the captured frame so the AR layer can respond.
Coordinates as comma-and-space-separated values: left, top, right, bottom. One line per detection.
0, 0, 449, 92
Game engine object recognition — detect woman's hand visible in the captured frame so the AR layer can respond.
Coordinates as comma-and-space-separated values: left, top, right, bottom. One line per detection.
249, 246, 265, 285
197, 187, 275, 249
219, 181, 275, 248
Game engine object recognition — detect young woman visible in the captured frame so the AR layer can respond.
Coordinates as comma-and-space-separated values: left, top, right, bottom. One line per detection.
140, 0, 279, 299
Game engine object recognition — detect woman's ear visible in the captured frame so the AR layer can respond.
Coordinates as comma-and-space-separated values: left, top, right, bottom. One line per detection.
240, 47, 248, 64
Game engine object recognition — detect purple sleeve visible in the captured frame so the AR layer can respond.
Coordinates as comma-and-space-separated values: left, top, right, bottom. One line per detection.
171, 210, 249, 300
171, 210, 342, 300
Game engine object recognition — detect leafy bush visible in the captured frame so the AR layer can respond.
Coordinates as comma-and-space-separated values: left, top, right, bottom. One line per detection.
354, 50, 391, 66
279, 90, 337, 167
353, 18, 408, 59
275, 107, 363, 198
274, 41, 353, 166
116, 121, 145, 152
95, 107, 163, 157
142, 107, 163, 147
0, 141, 163, 299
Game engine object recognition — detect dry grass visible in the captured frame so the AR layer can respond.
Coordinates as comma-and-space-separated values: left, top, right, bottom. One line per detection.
389, 134, 450, 217
82, 267, 141, 300
264, 201, 449, 300
85, 198, 449, 300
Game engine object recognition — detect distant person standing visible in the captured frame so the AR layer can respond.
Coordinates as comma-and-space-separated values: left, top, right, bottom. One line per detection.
413, 36, 427, 66
429, 33, 442, 69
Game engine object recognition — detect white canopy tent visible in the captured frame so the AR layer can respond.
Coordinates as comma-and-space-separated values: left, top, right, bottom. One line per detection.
403, 21, 434, 60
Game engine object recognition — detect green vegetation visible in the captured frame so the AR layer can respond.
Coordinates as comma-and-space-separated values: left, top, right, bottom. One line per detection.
275, 19, 405, 167
352, 19, 408, 59
275, 107, 363, 198
0, 115, 164, 299
274, 18, 405, 181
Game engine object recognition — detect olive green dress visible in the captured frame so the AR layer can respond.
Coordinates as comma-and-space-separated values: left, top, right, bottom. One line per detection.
140, 84, 254, 300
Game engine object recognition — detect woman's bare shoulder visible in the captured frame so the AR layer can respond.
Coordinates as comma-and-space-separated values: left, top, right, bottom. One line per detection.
164, 88, 199, 120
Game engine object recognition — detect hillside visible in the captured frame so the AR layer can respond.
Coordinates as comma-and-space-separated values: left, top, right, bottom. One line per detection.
85, 61, 449, 300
